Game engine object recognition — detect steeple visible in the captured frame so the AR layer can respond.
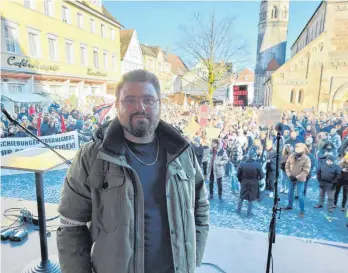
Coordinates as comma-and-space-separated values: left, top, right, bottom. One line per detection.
254, 0, 290, 105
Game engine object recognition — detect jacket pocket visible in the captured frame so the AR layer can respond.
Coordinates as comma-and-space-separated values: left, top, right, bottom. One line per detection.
176, 170, 195, 211
90, 172, 126, 233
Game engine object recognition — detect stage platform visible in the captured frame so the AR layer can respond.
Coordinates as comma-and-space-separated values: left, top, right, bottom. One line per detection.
1, 198, 347, 273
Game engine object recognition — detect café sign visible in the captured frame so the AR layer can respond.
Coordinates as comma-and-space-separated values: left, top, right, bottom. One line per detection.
7, 56, 59, 72
87, 68, 107, 77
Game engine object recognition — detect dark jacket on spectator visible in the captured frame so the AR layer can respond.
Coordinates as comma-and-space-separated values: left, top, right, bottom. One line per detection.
237, 159, 265, 201
42, 126, 59, 136
317, 163, 341, 187
338, 160, 348, 185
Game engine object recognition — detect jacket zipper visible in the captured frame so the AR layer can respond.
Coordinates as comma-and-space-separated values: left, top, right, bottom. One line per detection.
129, 170, 138, 273
174, 175, 189, 272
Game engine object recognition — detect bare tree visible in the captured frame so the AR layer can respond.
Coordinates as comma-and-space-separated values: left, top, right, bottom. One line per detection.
178, 9, 249, 104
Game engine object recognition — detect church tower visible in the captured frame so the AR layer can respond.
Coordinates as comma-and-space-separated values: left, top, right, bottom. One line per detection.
254, 0, 289, 105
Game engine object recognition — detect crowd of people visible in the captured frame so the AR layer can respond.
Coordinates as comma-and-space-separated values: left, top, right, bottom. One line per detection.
1, 100, 348, 223
182, 104, 348, 222
0, 102, 107, 139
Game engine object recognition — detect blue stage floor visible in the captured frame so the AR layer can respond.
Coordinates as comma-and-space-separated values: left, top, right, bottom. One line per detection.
1, 169, 348, 243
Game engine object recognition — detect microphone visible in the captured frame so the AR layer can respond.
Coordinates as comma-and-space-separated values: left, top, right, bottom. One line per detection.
1, 108, 72, 166
274, 122, 283, 133
1, 108, 15, 123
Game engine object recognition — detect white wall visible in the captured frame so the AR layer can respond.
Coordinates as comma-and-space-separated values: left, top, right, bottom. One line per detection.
121, 31, 144, 75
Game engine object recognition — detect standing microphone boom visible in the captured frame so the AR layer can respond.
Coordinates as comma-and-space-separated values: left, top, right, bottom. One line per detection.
1, 108, 72, 166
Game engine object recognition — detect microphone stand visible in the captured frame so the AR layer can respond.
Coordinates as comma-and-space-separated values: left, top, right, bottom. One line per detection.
265, 131, 282, 273
1, 109, 71, 166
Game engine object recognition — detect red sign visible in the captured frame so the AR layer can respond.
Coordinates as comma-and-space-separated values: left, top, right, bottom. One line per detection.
233, 85, 248, 106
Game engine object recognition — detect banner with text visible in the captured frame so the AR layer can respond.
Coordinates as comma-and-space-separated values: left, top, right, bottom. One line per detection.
0, 131, 79, 156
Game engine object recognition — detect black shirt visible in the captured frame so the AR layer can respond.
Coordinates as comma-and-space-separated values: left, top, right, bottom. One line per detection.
124, 134, 174, 273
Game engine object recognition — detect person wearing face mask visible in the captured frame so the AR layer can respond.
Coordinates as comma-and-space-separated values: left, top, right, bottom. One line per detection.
208, 138, 229, 200
315, 155, 341, 213
284, 143, 311, 217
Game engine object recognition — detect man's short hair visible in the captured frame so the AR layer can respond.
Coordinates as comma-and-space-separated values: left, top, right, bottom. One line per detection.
115, 69, 161, 99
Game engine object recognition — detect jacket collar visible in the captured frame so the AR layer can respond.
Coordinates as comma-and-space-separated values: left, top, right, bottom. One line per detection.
99, 117, 189, 161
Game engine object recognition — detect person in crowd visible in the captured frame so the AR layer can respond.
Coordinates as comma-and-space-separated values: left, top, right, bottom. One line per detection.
315, 155, 341, 213
285, 131, 301, 148
334, 153, 348, 211
280, 144, 293, 194
284, 143, 311, 217
18, 107, 28, 120
236, 147, 265, 217
237, 128, 248, 154
57, 69, 209, 273
328, 128, 342, 155
266, 140, 277, 198
42, 120, 59, 136
229, 134, 244, 194
208, 138, 229, 200
192, 136, 204, 168
304, 141, 316, 196
283, 129, 290, 143
340, 135, 348, 158
201, 137, 210, 179
318, 141, 337, 166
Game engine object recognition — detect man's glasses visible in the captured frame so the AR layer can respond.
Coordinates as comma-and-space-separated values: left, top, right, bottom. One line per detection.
118, 97, 159, 109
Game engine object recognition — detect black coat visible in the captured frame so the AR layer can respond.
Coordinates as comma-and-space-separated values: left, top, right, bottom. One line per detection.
317, 163, 341, 188
192, 144, 204, 167
266, 150, 278, 182
237, 159, 265, 201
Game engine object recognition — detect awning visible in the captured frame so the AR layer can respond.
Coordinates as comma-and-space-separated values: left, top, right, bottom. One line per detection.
1, 92, 51, 103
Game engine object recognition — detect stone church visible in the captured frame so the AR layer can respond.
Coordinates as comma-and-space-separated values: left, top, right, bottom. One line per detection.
265, 0, 348, 112
254, 0, 289, 105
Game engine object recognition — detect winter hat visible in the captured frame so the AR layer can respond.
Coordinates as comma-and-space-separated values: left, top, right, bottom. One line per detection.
247, 146, 258, 160
344, 153, 348, 160
326, 155, 336, 162
295, 143, 306, 154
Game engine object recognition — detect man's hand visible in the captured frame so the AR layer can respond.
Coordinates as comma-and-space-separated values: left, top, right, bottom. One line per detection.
289, 176, 297, 182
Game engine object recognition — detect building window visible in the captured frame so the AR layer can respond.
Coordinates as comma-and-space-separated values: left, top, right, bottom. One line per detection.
77, 13, 84, 29
93, 49, 99, 68
290, 89, 296, 103
48, 36, 58, 61
24, 0, 34, 9
112, 55, 116, 70
298, 89, 304, 104
101, 24, 106, 38
44, 0, 53, 16
80, 45, 87, 66
111, 29, 115, 40
28, 31, 40, 57
4, 25, 17, 53
8, 84, 24, 93
103, 52, 108, 69
62, 6, 70, 23
65, 41, 73, 64
271, 6, 278, 19
90, 19, 96, 33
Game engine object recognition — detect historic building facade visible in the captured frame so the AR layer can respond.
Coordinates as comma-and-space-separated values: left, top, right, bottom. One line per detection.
140, 44, 173, 93
1, 0, 122, 107
120, 29, 144, 75
265, 1, 348, 112
254, 0, 289, 105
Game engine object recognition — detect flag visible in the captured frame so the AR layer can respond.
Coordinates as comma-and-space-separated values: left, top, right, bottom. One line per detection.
37, 112, 42, 136
93, 102, 114, 125
60, 114, 66, 133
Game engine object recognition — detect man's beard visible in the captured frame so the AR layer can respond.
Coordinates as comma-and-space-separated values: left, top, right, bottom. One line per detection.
120, 111, 160, 138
